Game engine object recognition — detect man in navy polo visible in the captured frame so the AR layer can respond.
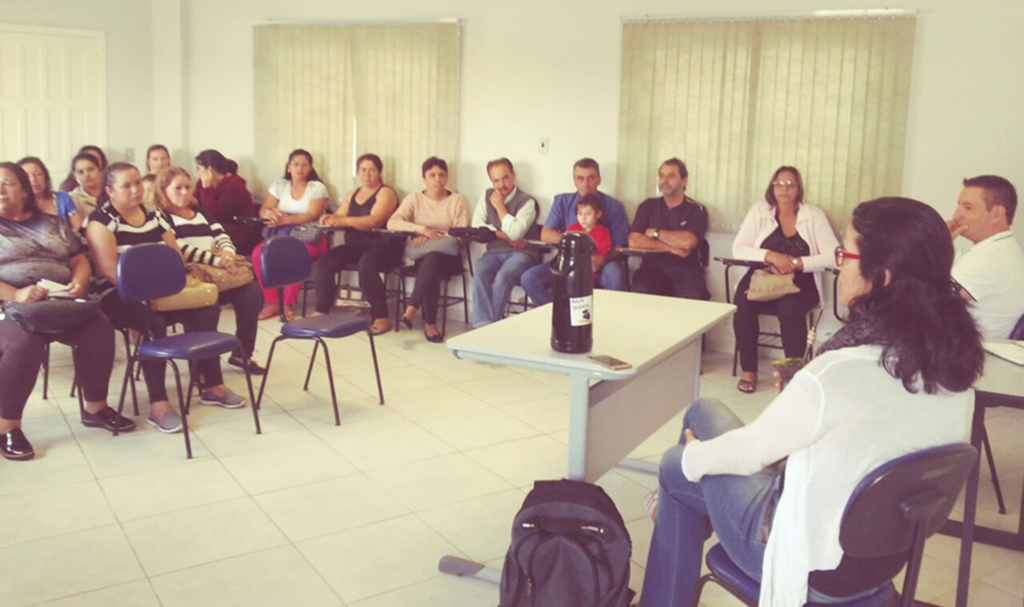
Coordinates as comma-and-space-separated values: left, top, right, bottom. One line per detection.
520, 158, 630, 305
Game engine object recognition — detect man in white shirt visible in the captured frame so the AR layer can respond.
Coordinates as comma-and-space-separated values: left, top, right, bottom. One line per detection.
469, 158, 540, 327
948, 175, 1024, 338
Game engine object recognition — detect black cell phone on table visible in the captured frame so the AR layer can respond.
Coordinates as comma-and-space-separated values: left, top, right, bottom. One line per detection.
587, 355, 632, 370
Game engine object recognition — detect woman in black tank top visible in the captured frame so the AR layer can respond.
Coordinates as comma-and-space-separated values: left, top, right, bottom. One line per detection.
314, 154, 401, 333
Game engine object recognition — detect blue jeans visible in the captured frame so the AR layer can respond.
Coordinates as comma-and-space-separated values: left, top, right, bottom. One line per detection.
471, 251, 538, 327
519, 259, 627, 306
640, 398, 780, 606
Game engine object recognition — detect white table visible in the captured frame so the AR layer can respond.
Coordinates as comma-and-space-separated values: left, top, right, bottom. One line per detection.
946, 348, 1024, 607
446, 289, 735, 482
438, 290, 734, 582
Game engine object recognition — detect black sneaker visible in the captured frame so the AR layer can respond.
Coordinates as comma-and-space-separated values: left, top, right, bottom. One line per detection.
1, 428, 34, 460
82, 407, 137, 433
228, 354, 266, 375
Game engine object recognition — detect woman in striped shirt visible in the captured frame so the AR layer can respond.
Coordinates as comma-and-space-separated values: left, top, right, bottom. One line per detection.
86, 164, 247, 434
154, 167, 265, 375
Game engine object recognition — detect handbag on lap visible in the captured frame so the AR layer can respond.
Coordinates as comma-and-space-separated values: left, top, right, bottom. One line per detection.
150, 269, 219, 311
745, 268, 801, 302
188, 261, 255, 293
1, 297, 102, 335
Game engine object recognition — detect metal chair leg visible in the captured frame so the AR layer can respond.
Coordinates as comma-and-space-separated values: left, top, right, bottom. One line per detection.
121, 330, 140, 416
303, 340, 320, 391
981, 423, 1007, 514
317, 337, 341, 426
441, 276, 450, 338
169, 360, 193, 459
114, 356, 135, 437
255, 336, 285, 411
462, 272, 469, 323
243, 364, 260, 435
42, 342, 50, 400
368, 331, 385, 405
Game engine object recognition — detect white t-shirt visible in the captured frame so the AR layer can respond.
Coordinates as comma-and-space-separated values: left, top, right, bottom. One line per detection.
682, 346, 972, 606
268, 179, 328, 216
951, 230, 1024, 339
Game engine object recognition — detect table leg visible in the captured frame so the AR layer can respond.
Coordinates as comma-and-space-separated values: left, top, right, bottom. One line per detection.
567, 375, 592, 482
954, 396, 985, 607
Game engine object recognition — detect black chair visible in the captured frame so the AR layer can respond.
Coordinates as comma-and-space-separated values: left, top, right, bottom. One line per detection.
255, 236, 384, 426
621, 238, 711, 291
716, 257, 823, 376
393, 242, 472, 338
113, 243, 260, 458
695, 443, 978, 607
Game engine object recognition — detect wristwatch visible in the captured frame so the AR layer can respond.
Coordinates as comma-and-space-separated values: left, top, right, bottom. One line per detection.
652, 229, 661, 240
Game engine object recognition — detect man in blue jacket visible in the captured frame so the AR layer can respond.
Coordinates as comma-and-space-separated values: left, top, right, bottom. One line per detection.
520, 158, 630, 305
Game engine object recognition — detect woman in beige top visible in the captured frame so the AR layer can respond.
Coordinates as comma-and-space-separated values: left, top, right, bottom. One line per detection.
387, 156, 469, 342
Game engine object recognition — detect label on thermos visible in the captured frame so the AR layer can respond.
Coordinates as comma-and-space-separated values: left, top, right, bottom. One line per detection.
569, 295, 593, 326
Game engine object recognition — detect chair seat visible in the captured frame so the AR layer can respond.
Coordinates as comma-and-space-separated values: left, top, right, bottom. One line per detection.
705, 544, 896, 607
137, 332, 240, 360
281, 314, 368, 339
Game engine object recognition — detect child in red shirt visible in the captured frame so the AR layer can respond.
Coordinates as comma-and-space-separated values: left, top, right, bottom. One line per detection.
566, 194, 613, 276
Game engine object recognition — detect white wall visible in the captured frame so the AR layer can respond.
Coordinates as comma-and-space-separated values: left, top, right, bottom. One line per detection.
171, 0, 1023, 348
2, 0, 154, 167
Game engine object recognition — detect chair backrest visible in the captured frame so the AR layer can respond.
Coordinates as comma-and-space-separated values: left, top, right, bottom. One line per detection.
1009, 314, 1024, 340
807, 443, 977, 597
695, 238, 710, 268
840, 442, 977, 556
117, 243, 187, 303
260, 236, 312, 288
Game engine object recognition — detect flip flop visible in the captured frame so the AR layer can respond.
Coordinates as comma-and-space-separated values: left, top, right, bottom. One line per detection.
369, 323, 391, 336
737, 378, 757, 394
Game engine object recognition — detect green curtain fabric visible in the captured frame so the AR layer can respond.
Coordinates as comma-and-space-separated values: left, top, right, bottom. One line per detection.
617, 17, 915, 232
254, 23, 459, 200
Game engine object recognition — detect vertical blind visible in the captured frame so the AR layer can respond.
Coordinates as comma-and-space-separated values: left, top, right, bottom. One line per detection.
254, 23, 459, 200
616, 17, 916, 232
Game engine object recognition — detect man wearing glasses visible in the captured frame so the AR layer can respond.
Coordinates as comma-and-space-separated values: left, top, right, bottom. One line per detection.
947, 175, 1024, 339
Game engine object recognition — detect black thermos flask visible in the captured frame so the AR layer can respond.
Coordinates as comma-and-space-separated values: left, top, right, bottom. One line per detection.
550, 231, 595, 353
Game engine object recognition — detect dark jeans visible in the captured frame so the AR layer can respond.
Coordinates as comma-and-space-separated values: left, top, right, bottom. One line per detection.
219, 280, 262, 358
0, 313, 115, 419
314, 239, 403, 319
733, 269, 820, 373
631, 262, 710, 300
407, 253, 463, 324
101, 293, 224, 403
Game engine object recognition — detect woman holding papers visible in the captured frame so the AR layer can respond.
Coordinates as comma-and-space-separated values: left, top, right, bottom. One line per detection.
0, 162, 126, 461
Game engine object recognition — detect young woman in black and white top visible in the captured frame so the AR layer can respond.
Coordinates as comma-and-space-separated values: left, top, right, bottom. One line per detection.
154, 166, 265, 375
86, 163, 247, 434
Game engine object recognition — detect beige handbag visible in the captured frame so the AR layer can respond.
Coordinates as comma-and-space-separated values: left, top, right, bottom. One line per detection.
151, 270, 219, 311
188, 261, 255, 293
745, 269, 801, 302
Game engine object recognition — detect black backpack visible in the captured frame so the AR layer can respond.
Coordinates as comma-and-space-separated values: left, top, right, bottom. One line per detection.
499, 479, 634, 607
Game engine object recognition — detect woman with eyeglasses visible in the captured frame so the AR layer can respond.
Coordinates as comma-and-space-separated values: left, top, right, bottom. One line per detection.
730, 166, 839, 393
641, 197, 984, 606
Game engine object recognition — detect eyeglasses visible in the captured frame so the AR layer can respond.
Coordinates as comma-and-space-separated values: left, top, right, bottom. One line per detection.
772, 180, 798, 188
835, 247, 860, 267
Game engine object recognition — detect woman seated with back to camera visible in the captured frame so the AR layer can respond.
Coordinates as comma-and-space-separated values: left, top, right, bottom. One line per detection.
313, 153, 401, 335
153, 166, 265, 375
19, 156, 83, 233
252, 149, 330, 321
732, 166, 839, 394
194, 150, 260, 256
86, 163, 247, 435
0, 162, 132, 461
387, 156, 470, 343
639, 197, 984, 606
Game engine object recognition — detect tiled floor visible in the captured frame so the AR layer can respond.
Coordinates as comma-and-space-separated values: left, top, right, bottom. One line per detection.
2, 309, 1023, 606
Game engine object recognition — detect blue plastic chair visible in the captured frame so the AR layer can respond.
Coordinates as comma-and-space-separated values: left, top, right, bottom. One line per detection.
694, 443, 978, 607
114, 243, 260, 458
255, 236, 384, 425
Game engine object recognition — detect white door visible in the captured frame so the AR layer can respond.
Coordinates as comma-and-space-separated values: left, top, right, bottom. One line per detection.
0, 23, 106, 179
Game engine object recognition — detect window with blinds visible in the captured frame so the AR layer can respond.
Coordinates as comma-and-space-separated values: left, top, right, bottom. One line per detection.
253, 23, 459, 200
616, 17, 916, 232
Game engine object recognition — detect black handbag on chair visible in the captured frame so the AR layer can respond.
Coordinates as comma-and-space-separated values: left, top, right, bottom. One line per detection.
1, 297, 102, 335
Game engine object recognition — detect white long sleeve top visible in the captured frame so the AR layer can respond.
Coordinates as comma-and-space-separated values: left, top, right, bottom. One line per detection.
682, 345, 972, 606
731, 201, 840, 302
